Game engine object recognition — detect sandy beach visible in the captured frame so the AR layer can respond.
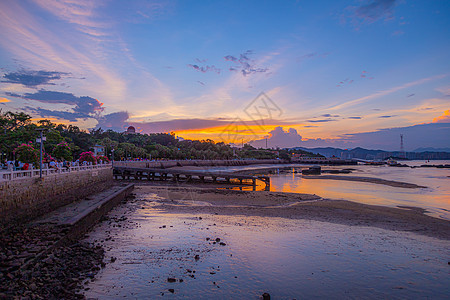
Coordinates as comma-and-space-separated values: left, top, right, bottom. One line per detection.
301, 174, 427, 188
138, 184, 450, 240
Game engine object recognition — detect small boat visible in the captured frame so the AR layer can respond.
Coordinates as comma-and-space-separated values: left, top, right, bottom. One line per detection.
386, 159, 399, 166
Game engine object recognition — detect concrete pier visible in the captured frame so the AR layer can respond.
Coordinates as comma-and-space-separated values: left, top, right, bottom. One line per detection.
113, 166, 270, 190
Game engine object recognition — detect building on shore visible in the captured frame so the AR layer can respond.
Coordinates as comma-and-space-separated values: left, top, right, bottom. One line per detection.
123, 126, 136, 135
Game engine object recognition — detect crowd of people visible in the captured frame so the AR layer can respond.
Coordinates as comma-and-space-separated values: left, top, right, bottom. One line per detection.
1, 159, 110, 172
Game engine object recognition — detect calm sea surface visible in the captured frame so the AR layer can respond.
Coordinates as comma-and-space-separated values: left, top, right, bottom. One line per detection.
216, 160, 450, 220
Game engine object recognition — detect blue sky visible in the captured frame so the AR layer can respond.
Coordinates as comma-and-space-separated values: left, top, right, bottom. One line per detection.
0, 0, 449, 150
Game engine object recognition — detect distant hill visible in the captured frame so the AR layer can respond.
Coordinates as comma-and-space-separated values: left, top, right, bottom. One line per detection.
413, 147, 450, 153
293, 147, 450, 160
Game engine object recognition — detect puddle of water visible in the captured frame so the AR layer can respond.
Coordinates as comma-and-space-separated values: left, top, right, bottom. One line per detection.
84, 199, 450, 299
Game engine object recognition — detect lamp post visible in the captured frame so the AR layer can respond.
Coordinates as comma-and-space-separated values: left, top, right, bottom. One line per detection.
111, 148, 114, 168
36, 128, 46, 179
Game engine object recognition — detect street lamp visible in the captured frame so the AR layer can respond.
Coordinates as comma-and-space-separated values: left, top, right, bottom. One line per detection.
36, 128, 46, 179
111, 147, 115, 168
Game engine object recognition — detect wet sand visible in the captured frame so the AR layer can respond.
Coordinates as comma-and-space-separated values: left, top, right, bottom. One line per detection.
140, 185, 450, 240
83, 184, 450, 299
302, 174, 427, 188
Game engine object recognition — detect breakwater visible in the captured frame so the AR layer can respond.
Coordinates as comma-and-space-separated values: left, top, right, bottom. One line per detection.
114, 158, 356, 169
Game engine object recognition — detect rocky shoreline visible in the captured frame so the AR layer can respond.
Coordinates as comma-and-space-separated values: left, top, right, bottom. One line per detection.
0, 185, 134, 299
0, 224, 105, 299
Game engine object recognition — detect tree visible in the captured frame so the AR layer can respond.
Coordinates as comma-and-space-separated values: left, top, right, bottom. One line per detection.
53, 141, 73, 161
79, 151, 96, 164
14, 143, 39, 165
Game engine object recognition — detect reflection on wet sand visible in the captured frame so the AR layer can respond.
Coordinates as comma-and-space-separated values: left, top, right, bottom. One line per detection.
231, 164, 449, 220
83, 186, 450, 299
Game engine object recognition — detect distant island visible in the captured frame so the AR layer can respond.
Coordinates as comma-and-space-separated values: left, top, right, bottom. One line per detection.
294, 146, 450, 160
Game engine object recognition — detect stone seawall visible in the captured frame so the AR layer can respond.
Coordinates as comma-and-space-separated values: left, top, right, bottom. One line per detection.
114, 159, 285, 169
0, 168, 113, 227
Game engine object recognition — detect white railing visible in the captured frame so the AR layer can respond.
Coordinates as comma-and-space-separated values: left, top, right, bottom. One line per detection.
0, 163, 112, 181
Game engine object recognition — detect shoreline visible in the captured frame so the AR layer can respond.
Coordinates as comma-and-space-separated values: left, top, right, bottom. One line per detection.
301, 174, 427, 188
139, 185, 450, 240
169, 165, 428, 189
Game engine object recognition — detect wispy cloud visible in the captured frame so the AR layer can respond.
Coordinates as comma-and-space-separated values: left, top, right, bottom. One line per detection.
31, 0, 107, 38
306, 119, 337, 123
328, 74, 448, 111
297, 52, 330, 63
187, 64, 221, 74
341, 0, 399, 30
354, 0, 397, 23
0, 1, 127, 102
225, 50, 269, 76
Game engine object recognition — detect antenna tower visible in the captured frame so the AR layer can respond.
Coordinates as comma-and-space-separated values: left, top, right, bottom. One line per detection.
400, 134, 405, 158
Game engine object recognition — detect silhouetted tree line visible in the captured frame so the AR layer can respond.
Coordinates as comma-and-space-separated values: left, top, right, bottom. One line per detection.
1, 111, 319, 161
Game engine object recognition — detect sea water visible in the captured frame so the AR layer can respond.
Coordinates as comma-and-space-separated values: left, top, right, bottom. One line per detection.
84, 198, 450, 299
220, 160, 450, 220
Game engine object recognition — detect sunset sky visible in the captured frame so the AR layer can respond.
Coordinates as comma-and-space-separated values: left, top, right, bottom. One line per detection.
0, 0, 449, 151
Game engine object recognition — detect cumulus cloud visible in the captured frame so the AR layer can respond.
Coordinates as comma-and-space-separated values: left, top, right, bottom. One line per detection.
1, 70, 70, 87
7, 89, 104, 120
250, 126, 302, 148
224, 50, 268, 76
432, 110, 450, 123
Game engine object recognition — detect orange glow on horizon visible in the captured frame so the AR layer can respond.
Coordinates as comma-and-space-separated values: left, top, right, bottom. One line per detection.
173, 123, 322, 143
0, 97, 11, 103
432, 110, 450, 123
30, 117, 62, 122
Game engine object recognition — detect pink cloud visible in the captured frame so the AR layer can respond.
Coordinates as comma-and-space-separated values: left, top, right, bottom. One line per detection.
432, 110, 450, 123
